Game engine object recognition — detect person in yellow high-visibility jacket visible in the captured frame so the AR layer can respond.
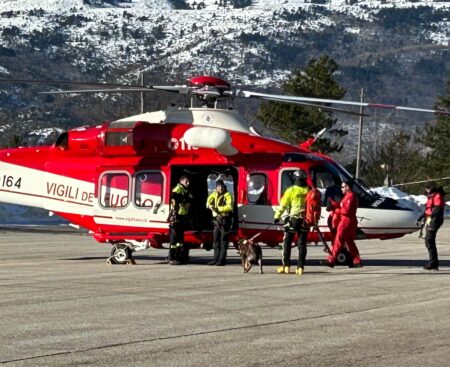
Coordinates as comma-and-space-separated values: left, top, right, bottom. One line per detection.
274, 170, 309, 275
206, 180, 234, 266
167, 175, 193, 265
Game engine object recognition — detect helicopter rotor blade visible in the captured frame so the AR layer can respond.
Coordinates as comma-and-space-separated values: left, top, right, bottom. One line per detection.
0, 78, 142, 88
38, 85, 191, 95
39, 88, 154, 95
256, 96, 370, 117
0, 78, 190, 95
239, 90, 450, 115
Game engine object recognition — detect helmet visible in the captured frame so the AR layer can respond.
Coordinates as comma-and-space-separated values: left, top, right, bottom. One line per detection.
293, 170, 307, 180
293, 170, 307, 186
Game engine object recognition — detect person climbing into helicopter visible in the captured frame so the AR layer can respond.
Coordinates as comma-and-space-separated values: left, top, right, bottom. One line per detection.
206, 179, 234, 266
273, 170, 309, 275
416, 181, 446, 271
167, 175, 193, 265
322, 179, 363, 268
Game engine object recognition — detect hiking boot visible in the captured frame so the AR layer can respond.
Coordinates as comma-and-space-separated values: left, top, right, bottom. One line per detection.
277, 266, 290, 274
423, 264, 439, 271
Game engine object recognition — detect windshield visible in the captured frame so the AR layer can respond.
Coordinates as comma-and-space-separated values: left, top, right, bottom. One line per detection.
310, 160, 378, 205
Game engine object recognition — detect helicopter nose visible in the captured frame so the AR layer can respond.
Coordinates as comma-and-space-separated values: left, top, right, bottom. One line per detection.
391, 200, 422, 234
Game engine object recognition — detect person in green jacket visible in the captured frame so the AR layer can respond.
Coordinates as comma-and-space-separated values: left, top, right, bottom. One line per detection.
167, 175, 193, 265
206, 180, 234, 266
273, 170, 310, 275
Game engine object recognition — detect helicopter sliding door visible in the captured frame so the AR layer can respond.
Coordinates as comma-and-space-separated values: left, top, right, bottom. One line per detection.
170, 166, 238, 231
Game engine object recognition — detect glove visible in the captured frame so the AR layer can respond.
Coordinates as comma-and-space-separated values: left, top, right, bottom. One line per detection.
273, 218, 280, 224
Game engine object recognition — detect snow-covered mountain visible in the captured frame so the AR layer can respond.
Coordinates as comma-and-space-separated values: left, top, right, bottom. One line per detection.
0, 0, 449, 150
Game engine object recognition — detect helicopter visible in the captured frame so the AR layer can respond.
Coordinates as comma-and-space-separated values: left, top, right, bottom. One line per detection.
0, 75, 448, 264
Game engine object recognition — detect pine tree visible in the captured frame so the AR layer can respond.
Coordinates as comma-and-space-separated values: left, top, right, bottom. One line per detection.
359, 131, 424, 191
421, 74, 450, 192
257, 55, 346, 153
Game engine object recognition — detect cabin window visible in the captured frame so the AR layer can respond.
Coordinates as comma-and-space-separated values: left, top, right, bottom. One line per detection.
280, 169, 303, 196
207, 173, 234, 198
135, 172, 163, 208
100, 172, 130, 208
247, 173, 267, 205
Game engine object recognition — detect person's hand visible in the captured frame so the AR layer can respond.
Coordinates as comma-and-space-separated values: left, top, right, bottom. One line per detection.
273, 218, 280, 224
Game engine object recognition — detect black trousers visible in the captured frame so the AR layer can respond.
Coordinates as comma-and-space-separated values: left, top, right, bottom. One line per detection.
425, 225, 441, 267
168, 218, 190, 263
213, 216, 231, 265
282, 218, 308, 268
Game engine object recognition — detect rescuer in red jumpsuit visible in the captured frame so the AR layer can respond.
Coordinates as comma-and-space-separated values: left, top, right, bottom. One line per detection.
323, 180, 362, 268
417, 182, 445, 270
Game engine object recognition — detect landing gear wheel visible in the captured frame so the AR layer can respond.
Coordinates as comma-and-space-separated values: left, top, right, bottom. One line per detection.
336, 249, 352, 266
110, 244, 132, 264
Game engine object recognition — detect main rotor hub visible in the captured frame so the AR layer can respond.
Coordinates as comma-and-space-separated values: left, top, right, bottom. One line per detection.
187, 75, 233, 105
188, 75, 231, 89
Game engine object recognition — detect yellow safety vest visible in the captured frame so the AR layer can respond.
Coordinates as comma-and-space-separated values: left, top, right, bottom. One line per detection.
172, 183, 192, 216
274, 185, 309, 220
206, 191, 233, 217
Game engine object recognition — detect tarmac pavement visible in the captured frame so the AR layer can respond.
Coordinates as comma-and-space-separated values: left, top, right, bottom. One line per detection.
0, 223, 450, 366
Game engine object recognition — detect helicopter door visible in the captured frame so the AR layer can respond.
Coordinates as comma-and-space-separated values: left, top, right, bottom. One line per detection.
170, 166, 238, 231
240, 172, 271, 230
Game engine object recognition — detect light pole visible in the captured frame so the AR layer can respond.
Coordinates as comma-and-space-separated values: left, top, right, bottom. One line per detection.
355, 88, 364, 179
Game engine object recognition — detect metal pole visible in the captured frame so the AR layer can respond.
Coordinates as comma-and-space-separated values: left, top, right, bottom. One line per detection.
139, 72, 144, 114
355, 88, 364, 179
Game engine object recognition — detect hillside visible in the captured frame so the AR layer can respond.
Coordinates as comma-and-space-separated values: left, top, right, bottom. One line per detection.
0, 0, 449, 153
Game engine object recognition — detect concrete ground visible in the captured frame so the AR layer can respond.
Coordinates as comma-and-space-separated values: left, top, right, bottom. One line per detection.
1, 224, 450, 366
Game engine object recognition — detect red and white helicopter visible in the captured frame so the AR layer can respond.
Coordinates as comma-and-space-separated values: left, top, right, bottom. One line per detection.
0, 75, 448, 263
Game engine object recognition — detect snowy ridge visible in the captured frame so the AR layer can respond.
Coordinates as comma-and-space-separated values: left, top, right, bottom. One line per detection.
0, 0, 449, 86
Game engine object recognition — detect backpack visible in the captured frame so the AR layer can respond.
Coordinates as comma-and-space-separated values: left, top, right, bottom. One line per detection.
305, 188, 322, 226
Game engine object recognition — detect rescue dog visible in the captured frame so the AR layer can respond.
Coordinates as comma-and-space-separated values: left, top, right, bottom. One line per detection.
237, 238, 263, 274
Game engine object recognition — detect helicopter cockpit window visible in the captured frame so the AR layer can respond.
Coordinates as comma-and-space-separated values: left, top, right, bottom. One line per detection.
207, 173, 234, 198
105, 132, 133, 146
100, 172, 130, 208
247, 173, 267, 205
310, 162, 377, 206
135, 172, 163, 208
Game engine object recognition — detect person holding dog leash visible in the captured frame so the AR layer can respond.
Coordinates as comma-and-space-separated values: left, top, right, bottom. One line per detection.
273, 170, 309, 275
206, 179, 234, 266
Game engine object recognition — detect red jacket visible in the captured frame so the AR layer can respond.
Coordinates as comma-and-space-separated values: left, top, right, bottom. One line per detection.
305, 188, 322, 226
425, 191, 445, 216
335, 191, 358, 220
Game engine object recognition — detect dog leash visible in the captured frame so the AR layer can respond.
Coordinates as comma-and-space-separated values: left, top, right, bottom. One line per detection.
248, 223, 273, 242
